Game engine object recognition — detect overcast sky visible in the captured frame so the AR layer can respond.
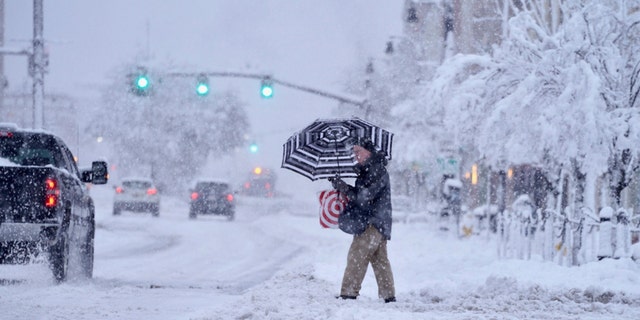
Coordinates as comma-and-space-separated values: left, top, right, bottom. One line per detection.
4, 1, 403, 101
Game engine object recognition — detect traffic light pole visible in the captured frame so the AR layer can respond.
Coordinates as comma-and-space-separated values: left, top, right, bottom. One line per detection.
271, 77, 364, 107
167, 71, 365, 107
32, 0, 45, 129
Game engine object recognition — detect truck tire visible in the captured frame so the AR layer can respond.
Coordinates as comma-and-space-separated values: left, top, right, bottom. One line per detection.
49, 233, 69, 283
80, 209, 95, 278
80, 234, 94, 278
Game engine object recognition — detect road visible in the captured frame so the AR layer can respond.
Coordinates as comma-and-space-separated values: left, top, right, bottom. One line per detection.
0, 186, 316, 319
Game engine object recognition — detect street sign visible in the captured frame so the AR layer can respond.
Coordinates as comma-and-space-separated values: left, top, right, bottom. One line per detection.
437, 157, 459, 175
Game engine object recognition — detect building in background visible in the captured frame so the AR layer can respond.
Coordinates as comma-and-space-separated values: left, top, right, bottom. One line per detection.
402, 0, 505, 64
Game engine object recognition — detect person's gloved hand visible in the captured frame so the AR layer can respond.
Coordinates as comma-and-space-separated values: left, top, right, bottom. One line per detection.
329, 177, 347, 193
328, 177, 339, 189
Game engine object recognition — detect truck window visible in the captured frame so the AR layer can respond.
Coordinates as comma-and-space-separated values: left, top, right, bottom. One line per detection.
19, 148, 55, 166
0, 134, 23, 161
0, 133, 63, 168
60, 144, 81, 178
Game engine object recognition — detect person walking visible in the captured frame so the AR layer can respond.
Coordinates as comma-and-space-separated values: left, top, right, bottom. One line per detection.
330, 137, 396, 303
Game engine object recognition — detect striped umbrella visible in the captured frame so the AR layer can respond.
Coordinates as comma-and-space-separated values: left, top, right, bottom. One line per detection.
281, 117, 393, 181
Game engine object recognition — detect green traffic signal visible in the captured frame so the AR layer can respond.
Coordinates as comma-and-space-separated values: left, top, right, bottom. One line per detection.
196, 74, 210, 96
249, 143, 259, 153
136, 75, 150, 90
261, 85, 273, 98
131, 72, 151, 96
260, 78, 273, 98
130, 67, 151, 96
196, 83, 209, 96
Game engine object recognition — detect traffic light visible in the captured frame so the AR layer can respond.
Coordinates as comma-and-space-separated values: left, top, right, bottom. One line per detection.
136, 75, 149, 90
260, 77, 274, 98
195, 74, 209, 96
131, 67, 151, 96
249, 142, 259, 153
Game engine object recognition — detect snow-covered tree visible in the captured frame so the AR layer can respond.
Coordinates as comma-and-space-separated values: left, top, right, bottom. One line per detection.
391, 0, 640, 211
483, 0, 640, 210
578, 0, 640, 206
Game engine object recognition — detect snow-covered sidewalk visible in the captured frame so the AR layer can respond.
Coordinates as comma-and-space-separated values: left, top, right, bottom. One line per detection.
205, 211, 640, 319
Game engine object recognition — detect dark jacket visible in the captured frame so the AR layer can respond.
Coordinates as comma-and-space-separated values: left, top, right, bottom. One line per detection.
333, 151, 392, 240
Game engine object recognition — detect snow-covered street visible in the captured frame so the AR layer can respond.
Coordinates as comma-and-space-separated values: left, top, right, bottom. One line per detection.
1, 187, 639, 320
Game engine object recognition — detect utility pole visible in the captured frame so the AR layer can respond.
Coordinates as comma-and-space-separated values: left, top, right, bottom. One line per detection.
32, 0, 45, 129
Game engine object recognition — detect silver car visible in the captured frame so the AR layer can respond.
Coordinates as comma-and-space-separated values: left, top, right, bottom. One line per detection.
113, 178, 160, 216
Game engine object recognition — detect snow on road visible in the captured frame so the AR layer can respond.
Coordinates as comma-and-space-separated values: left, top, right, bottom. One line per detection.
1, 186, 640, 319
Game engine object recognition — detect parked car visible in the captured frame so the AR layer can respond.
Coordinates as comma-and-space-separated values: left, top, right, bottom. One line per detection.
0, 123, 108, 282
189, 180, 235, 220
113, 178, 160, 216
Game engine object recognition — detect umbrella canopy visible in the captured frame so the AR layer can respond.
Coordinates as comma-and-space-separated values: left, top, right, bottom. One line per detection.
282, 117, 393, 181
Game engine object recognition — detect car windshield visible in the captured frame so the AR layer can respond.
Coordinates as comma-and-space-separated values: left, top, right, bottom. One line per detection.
0, 133, 60, 167
123, 180, 152, 189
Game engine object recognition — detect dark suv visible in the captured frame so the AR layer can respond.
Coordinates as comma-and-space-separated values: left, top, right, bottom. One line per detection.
189, 180, 235, 220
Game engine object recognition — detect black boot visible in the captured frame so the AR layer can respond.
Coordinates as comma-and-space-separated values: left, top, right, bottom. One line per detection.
384, 297, 396, 303
336, 295, 357, 300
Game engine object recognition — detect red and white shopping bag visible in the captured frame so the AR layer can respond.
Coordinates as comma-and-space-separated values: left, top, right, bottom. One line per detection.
318, 189, 347, 228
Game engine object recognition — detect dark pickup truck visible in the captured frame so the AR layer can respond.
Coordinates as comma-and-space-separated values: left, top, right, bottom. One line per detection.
0, 124, 108, 282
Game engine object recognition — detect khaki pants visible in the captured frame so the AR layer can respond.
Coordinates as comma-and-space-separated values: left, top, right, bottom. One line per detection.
340, 225, 395, 299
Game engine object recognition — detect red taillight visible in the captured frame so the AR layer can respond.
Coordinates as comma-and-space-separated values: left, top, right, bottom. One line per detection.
191, 192, 199, 200
44, 178, 59, 208
45, 195, 57, 207
46, 179, 57, 189
264, 182, 271, 190
226, 194, 234, 202
147, 188, 158, 195
244, 182, 251, 189
115, 186, 123, 193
